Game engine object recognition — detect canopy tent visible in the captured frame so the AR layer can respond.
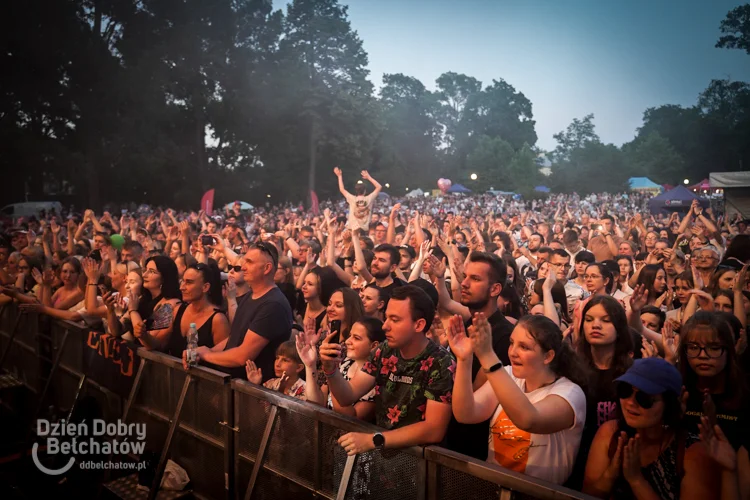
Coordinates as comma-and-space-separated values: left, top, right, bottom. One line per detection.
628, 177, 662, 193
447, 183, 471, 194
223, 201, 253, 211
648, 186, 708, 214
711, 171, 750, 218
534, 185, 550, 193
405, 188, 424, 198
688, 178, 712, 193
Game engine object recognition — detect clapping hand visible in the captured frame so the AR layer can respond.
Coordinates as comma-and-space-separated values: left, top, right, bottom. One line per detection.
662, 320, 680, 365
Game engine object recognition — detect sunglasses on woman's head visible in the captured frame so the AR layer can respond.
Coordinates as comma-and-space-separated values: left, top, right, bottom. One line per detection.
616, 382, 657, 409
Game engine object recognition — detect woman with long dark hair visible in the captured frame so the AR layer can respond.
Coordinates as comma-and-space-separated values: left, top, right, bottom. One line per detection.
635, 264, 667, 307
127, 255, 181, 349
450, 314, 587, 485
568, 295, 635, 488
161, 263, 230, 356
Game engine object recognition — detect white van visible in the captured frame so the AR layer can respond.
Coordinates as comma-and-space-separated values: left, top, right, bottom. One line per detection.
0, 201, 63, 219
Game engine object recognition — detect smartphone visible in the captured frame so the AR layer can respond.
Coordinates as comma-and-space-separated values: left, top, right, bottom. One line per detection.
330, 320, 342, 342
201, 235, 215, 247
591, 224, 602, 231
121, 209, 128, 215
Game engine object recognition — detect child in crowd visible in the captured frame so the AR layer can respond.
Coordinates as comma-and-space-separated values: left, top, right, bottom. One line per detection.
246, 340, 306, 400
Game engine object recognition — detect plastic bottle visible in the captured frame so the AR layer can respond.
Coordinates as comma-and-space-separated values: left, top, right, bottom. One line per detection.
187, 323, 198, 367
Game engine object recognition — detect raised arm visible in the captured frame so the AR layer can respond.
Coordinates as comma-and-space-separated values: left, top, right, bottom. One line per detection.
361, 170, 382, 197
334, 167, 352, 198
350, 232, 373, 283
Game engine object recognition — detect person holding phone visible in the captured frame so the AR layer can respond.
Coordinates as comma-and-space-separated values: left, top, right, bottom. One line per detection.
583, 358, 715, 499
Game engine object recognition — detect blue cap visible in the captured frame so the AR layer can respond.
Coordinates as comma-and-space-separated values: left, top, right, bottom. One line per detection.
614, 358, 682, 396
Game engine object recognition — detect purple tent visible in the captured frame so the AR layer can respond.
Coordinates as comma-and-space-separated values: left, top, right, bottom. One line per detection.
648, 186, 708, 214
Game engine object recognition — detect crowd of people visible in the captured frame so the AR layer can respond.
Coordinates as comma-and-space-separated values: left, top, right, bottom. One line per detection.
2, 167, 750, 499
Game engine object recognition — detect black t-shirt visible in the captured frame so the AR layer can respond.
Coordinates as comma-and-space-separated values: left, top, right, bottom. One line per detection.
567, 366, 623, 489
379, 277, 405, 296
445, 309, 515, 460
684, 390, 749, 450
223, 286, 293, 381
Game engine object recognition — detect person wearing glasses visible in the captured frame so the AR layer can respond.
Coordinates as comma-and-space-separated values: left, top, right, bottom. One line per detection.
692, 246, 720, 289
184, 242, 293, 383
679, 313, 750, 481
225, 257, 250, 324
583, 358, 715, 499
549, 249, 584, 318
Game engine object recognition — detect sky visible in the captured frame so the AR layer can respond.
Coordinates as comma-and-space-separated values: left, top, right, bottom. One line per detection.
274, 0, 750, 151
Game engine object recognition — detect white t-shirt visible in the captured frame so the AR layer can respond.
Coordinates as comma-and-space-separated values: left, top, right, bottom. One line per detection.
487, 367, 586, 485
344, 192, 378, 231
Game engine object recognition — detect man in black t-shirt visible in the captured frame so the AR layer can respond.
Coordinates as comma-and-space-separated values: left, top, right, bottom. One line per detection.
430, 251, 514, 460
185, 243, 292, 382
370, 244, 404, 295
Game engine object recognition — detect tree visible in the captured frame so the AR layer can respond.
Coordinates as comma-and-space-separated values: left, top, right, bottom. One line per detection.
622, 132, 684, 183
549, 114, 599, 163
434, 72, 482, 153
716, 4, 750, 55
280, 0, 376, 200
465, 136, 516, 191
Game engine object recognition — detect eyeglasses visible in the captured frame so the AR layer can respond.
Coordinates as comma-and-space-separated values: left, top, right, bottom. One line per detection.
229, 265, 242, 272
616, 382, 657, 409
583, 274, 602, 280
694, 255, 717, 261
685, 343, 725, 359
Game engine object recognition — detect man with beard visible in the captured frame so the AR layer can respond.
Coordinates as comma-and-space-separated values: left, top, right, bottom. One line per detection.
428, 251, 515, 459
368, 244, 404, 295
515, 232, 543, 277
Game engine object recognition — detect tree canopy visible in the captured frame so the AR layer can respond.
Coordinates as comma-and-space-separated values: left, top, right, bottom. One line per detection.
2, 1, 749, 206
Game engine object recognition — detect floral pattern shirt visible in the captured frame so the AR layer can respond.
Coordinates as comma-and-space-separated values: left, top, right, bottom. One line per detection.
263, 377, 306, 401
362, 340, 455, 430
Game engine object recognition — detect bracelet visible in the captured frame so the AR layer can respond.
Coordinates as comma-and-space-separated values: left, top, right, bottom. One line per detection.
87, 283, 99, 287
323, 366, 338, 377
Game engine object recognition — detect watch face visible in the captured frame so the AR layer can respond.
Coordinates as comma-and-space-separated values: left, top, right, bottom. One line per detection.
373, 433, 385, 447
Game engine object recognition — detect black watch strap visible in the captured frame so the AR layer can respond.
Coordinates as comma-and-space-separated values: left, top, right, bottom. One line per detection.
482, 361, 504, 374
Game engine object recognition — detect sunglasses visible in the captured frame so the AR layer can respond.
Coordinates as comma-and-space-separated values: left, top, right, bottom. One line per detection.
254, 242, 278, 266
616, 382, 657, 409
228, 265, 242, 272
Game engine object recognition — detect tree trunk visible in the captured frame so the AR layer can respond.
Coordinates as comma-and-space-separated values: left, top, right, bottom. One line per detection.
308, 117, 317, 201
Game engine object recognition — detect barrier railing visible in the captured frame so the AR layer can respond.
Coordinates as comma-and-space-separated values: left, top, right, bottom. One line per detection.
0, 308, 596, 500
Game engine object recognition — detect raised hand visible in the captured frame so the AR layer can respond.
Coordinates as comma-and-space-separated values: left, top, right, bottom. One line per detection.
467, 312, 494, 360
225, 275, 237, 301
662, 320, 680, 365
640, 337, 659, 359
542, 265, 557, 293
622, 435, 644, 485
699, 416, 736, 471
31, 268, 44, 286
333, 167, 342, 177
295, 330, 319, 368
41, 268, 55, 286
446, 315, 473, 362
689, 289, 714, 311
629, 284, 648, 312
245, 360, 263, 385
360, 170, 371, 181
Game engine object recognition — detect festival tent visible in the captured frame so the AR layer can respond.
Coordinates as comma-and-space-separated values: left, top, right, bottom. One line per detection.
405, 188, 424, 198
647, 186, 708, 214
710, 171, 750, 218
688, 178, 712, 193
534, 186, 550, 193
223, 201, 253, 211
447, 184, 471, 194
628, 177, 662, 194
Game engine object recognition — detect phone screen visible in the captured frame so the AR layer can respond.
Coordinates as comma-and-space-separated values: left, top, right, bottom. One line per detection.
330, 320, 342, 343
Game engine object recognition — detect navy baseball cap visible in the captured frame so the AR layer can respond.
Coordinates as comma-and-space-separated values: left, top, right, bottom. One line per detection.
614, 358, 682, 395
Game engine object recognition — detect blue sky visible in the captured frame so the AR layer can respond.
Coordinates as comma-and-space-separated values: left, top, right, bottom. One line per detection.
275, 0, 750, 150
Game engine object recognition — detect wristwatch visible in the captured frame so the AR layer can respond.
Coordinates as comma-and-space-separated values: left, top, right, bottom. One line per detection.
372, 432, 385, 449
482, 361, 504, 374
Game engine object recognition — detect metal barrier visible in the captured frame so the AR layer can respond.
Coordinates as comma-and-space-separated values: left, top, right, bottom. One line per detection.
0, 307, 597, 500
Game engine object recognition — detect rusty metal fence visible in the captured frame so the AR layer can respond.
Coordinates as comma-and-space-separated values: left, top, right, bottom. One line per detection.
0, 307, 596, 500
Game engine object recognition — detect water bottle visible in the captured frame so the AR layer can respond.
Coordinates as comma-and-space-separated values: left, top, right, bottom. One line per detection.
187, 323, 198, 367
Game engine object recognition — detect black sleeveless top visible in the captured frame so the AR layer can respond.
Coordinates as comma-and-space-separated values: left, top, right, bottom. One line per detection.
166, 303, 221, 357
